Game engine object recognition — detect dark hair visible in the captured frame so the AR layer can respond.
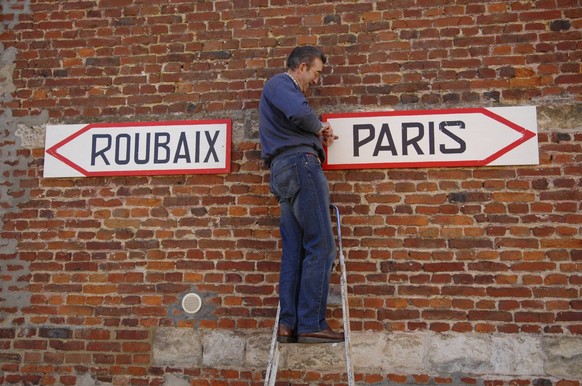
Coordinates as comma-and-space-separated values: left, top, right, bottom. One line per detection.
286, 46, 327, 70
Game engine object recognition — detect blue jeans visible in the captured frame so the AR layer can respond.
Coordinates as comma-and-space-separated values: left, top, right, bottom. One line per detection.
269, 152, 337, 334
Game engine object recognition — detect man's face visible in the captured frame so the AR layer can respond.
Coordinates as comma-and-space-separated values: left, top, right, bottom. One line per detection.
297, 58, 324, 94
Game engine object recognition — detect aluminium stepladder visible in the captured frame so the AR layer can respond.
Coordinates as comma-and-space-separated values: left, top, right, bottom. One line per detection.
264, 204, 355, 386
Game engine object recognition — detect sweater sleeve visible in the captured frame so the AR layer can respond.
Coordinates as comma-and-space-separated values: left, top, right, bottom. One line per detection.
267, 79, 322, 134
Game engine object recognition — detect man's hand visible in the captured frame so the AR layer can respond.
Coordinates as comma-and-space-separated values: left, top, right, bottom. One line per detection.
319, 122, 338, 147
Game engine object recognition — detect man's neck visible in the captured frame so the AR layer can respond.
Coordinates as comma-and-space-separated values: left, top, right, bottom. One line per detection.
285, 71, 301, 90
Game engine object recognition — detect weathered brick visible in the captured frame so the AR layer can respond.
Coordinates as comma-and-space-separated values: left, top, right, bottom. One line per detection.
378, 309, 421, 321
39, 327, 72, 339
487, 287, 532, 298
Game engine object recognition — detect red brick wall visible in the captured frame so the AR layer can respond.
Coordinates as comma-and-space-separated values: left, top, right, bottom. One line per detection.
1, 1, 581, 385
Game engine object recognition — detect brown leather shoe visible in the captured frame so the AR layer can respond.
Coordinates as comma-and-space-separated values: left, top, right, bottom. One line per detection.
277, 324, 297, 343
297, 327, 345, 344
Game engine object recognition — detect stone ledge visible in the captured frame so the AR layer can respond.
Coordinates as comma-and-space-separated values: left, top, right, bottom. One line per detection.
152, 328, 582, 379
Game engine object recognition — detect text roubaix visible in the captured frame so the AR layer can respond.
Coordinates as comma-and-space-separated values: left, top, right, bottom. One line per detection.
44, 120, 231, 178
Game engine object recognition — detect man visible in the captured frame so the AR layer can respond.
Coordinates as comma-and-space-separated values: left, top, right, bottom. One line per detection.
259, 46, 344, 344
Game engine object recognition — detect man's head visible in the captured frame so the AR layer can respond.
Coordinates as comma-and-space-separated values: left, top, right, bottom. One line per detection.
286, 46, 327, 94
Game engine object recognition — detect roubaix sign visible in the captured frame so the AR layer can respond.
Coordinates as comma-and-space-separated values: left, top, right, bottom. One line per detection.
44, 120, 231, 178
322, 106, 538, 170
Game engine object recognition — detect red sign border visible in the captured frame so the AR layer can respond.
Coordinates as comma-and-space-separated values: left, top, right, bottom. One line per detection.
321, 107, 536, 170
46, 119, 232, 177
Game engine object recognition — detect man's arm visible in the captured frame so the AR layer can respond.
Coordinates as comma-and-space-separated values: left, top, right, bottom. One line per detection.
269, 79, 321, 134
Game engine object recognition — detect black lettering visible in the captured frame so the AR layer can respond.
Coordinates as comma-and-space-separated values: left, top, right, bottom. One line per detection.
154, 133, 170, 163
373, 123, 398, 156
203, 130, 219, 163
195, 131, 200, 163
173, 132, 191, 163
135, 132, 151, 165
439, 121, 466, 154
428, 121, 435, 155
115, 134, 131, 165
353, 124, 375, 157
402, 122, 424, 156
91, 134, 111, 166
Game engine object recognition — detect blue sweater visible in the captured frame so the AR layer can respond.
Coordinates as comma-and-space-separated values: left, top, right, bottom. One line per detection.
259, 73, 323, 167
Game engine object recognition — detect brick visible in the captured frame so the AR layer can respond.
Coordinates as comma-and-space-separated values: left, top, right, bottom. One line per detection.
380, 261, 423, 273
556, 311, 582, 322
534, 287, 578, 298
14, 340, 48, 350
468, 261, 509, 272
511, 262, 557, 272
423, 310, 466, 320
0, 328, 16, 339
399, 285, 440, 297
39, 328, 72, 339
448, 238, 493, 249
468, 311, 512, 321
487, 287, 532, 298
423, 262, 464, 272
378, 309, 421, 320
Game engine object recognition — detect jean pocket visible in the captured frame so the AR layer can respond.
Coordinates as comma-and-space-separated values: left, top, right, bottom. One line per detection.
270, 163, 300, 200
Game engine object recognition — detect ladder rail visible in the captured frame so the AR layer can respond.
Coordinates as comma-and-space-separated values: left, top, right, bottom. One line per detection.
332, 204, 355, 386
264, 204, 354, 386
264, 303, 281, 386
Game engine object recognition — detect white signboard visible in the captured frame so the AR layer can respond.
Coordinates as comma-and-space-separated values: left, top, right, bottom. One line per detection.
323, 106, 538, 170
44, 120, 231, 178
